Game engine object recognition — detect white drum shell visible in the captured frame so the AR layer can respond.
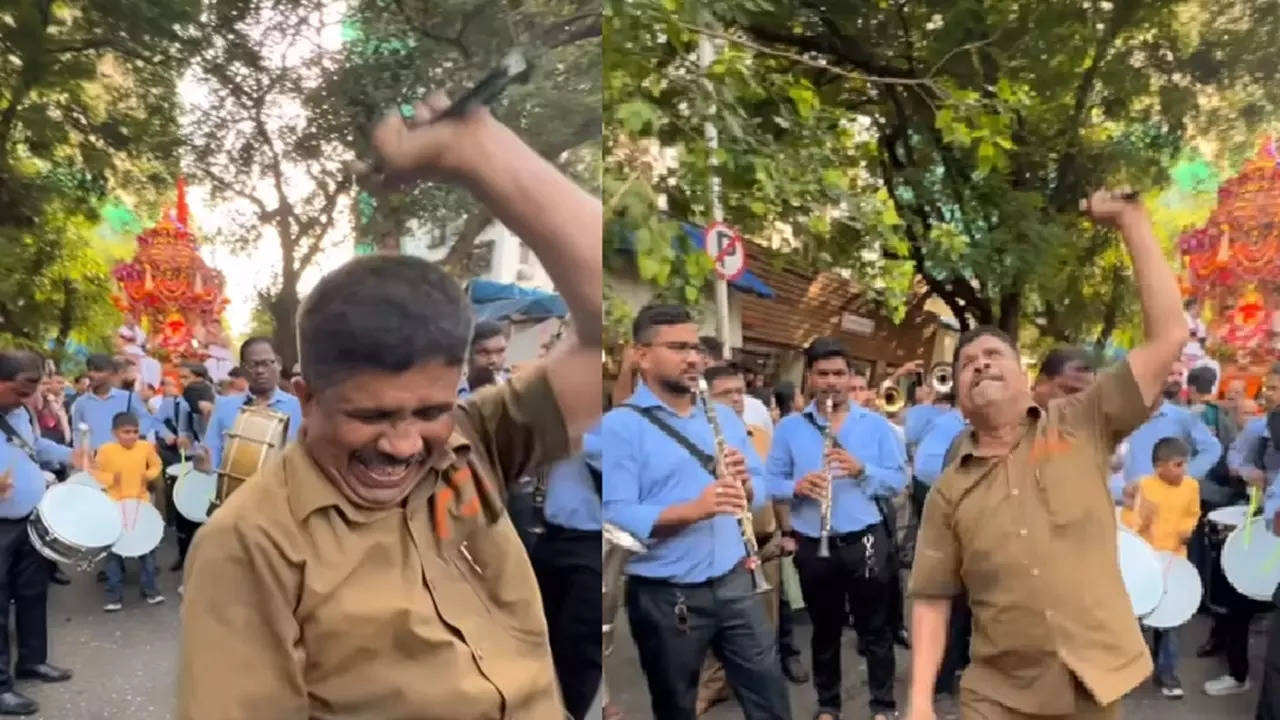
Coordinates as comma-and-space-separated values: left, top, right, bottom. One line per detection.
1222, 517, 1280, 602
27, 484, 122, 569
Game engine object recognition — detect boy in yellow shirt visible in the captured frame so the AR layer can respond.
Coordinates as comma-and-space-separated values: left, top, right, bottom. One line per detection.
1121, 436, 1201, 699
93, 412, 165, 612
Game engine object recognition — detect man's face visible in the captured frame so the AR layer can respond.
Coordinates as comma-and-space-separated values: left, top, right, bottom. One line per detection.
1163, 361, 1185, 400
0, 370, 42, 411
1036, 361, 1095, 405
49, 375, 65, 396
709, 373, 747, 417
807, 357, 851, 409
117, 356, 137, 388
848, 374, 869, 408
242, 343, 280, 395
88, 365, 115, 392
470, 335, 507, 375
1264, 373, 1280, 410
1227, 379, 1247, 404
955, 334, 1028, 418
178, 367, 196, 386
637, 323, 702, 395
75, 376, 90, 393
297, 361, 460, 508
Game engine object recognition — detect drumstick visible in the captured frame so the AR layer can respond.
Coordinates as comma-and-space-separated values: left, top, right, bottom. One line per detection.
1246, 486, 1260, 548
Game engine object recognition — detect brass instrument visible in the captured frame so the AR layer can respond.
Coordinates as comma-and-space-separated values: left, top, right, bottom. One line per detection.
697, 378, 771, 593
930, 363, 954, 394
817, 395, 835, 558
601, 522, 645, 713
879, 381, 906, 414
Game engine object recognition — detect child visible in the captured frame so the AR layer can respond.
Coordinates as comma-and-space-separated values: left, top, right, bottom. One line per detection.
93, 412, 165, 611
1121, 436, 1201, 699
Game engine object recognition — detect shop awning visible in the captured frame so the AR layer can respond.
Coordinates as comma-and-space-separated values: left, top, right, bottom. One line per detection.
467, 279, 568, 322
614, 223, 777, 299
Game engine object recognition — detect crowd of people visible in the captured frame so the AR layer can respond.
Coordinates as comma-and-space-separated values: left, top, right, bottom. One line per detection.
602, 191, 1280, 720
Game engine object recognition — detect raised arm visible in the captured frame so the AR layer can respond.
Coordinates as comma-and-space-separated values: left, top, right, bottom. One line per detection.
1185, 415, 1223, 481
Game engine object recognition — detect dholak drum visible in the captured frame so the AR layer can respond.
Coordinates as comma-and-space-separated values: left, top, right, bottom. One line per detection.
213, 406, 290, 511
1117, 527, 1164, 617
27, 484, 122, 570
111, 499, 165, 558
1142, 551, 1202, 629
1221, 516, 1280, 601
66, 471, 103, 490
172, 467, 217, 524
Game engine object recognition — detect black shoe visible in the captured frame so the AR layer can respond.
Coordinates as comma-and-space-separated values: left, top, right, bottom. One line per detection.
49, 568, 69, 586
0, 691, 37, 715
15, 663, 72, 683
1196, 638, 1224, 658
782, 655, 810, 684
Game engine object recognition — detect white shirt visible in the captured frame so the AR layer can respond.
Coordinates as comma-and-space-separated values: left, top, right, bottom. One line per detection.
204, 346, 235, 383
743, 394, 772, 429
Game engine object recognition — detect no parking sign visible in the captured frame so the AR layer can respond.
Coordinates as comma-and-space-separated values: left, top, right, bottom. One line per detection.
704, 222, 746, 281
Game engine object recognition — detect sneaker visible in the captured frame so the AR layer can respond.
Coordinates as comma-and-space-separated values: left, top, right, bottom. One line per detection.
144, 594, 165, 605
1204, 674, 1250, 696
1160, 675, 1184, 699
103, 601, 122, 612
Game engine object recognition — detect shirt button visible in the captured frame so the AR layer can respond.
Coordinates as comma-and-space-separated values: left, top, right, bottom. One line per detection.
1019, 528, 1028, 537
1011, 488, 1019, 496
1031, 568, 1040, 576
1045, 610, 1054, 619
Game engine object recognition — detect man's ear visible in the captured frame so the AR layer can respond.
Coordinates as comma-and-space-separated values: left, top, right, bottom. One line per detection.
292, 376, 312, 409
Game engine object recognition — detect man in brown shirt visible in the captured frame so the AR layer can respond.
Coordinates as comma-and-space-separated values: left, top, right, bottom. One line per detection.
906, 190, 1189, 720
177, 91, 601, 719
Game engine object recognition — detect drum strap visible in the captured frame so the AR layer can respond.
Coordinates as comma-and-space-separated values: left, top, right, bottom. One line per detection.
0, 410, 38, 460
620, 405, 715, 478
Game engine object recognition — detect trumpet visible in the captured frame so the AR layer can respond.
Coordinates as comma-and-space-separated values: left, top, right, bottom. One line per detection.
817, 395, 835, 558
930, 363, 954, 394
879, 381, 906, 414
697, 378, 771, 594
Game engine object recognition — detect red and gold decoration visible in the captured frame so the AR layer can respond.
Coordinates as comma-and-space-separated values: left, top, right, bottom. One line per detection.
1178, 137, 1280, 390
110, 178, 229, 361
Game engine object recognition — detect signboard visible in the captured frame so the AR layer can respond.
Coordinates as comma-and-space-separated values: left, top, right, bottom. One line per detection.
704, 222, 746, 281
840, 312, 875, 336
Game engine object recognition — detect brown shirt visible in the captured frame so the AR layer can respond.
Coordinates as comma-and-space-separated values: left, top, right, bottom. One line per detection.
178, 368, 571, 720
747, 423, 776, 536
909, 360, 1157, 714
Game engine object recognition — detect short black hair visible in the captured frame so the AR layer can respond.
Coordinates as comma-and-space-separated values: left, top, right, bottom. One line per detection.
1038, 346, 1094, 380
1152, 436, 1190, 465
952, 326, 1018, 369
704, 364, 741, 387
804, 337, 849, 371
181, 362, 211, 381
471, 321, 505, 348
1186, 365, 1217, 395
700, 335, 723, 359
298, 254, 472, 391
749, 386, 772, 406
773, 381, 796, 416
0, 350, 43, 382
239, 336, 275, 364
111, 412, 139, 430
227, 367, 246, 379
73, 374, 87, 383
86, 354, 116, 373
182, 379, 216, 410
632, 304, 693, 344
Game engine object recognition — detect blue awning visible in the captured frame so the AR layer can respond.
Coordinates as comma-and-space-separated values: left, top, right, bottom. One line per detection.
467, 279, 568, 322
614, 223, 776, 299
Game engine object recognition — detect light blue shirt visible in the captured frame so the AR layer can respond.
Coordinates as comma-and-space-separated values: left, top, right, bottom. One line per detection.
202, 390, 303, 468
154, 395, 195, 442
543, 425, 602, 532
1228, 416, 1269, 475
904, 403, 946, 451
912, 408, 968, 487
0, 443, 47, 519
766, 401, 908, 537
601, 382, 767, 584
1117, 401, 1222, 498
3, 406, 72, 468
70, 388, 167, 450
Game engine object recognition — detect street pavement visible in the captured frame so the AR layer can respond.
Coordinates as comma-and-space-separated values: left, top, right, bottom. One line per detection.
17, 536, 183, 720
606, 607, 1270, 719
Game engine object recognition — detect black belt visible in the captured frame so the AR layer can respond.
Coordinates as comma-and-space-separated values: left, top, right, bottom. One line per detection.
628, 565, 742, 590
543, 523, 601, 542
798, 526, 877, 548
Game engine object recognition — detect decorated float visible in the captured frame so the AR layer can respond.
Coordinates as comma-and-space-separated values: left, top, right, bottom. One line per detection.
110, 179, 231, 366
1178, 137, 1280, 400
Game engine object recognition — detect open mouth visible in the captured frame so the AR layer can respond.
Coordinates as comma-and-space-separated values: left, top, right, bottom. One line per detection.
351, 454, 425, 489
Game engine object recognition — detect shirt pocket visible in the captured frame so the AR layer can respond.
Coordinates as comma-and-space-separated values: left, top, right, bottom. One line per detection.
448, 516, 549, 647
1035, 428, 1101, 529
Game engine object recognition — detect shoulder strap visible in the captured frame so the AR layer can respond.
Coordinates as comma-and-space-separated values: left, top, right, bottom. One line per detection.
801, 411, 844, 451
622, 404, 716, 477
0, 412, 36, 458
585, 463, 602, 497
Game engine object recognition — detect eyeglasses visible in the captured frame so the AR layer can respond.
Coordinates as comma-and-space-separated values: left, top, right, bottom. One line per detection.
244, 359, 277, 370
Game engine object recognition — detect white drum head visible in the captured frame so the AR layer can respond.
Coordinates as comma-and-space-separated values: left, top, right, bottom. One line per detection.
1142, 552, 1203, 629
1208, 505, 1249, 528
111, 500, 165, 558
1222, 517, 1280, 601
173, 470, 217, 523
1117, 528, 1164, 616
41, 471, 55, 487
66, 471, 102, 490
166, 461, 195, 479
40, 484, 121, 548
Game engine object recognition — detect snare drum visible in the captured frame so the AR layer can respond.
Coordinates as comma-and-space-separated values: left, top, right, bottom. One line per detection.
172, 468, 217, 523
1117, 527, 1164, 617
1221, 517, 1280, 601
110, 499, 165, 558
27, 484, 122, 570
215, 406, 290, 508
1207, 505, 1249, 544
66, 471, 103, 490
1142, 551, 1202, 629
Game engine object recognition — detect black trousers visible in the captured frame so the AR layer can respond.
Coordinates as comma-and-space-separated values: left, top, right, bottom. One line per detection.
1258, 606, 1280, 720
778, 587, 800, 660
627, 566, 791, 720
0, 519, 49, 691
937, 593, 973, 695
164, 475, 200, 565
794, 526, 896, 715
530, 525, 601, 720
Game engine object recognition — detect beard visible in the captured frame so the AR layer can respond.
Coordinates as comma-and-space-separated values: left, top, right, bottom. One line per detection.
1162, 383, 1182, 400
658, 376, 693, 396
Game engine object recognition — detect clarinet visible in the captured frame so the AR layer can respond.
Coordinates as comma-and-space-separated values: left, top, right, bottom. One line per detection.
817, 395, 835, 558
697, 378, 771, 594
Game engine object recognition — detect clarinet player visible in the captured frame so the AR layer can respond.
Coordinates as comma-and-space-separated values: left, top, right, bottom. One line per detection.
601, 303, 790, 720
765, 337, 909, 720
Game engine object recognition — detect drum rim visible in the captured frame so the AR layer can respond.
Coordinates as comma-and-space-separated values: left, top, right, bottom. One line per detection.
38, 483, 122, 548
1141, 551, 1202, 629
172, 471, 216, 522
1117, 528, 1164, 615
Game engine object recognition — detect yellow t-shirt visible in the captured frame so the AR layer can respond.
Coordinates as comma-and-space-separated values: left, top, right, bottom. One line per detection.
1120, 474, 1201, 556
92, 441, 163, 502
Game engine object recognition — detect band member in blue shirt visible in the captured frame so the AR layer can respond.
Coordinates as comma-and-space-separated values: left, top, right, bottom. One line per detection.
766, 337, 908, 720
602, 303, 789, 720
192, 337, 303, 473
70, 354, 168, 451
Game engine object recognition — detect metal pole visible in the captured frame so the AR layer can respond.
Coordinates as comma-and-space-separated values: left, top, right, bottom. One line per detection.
699, 26, 732, 360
